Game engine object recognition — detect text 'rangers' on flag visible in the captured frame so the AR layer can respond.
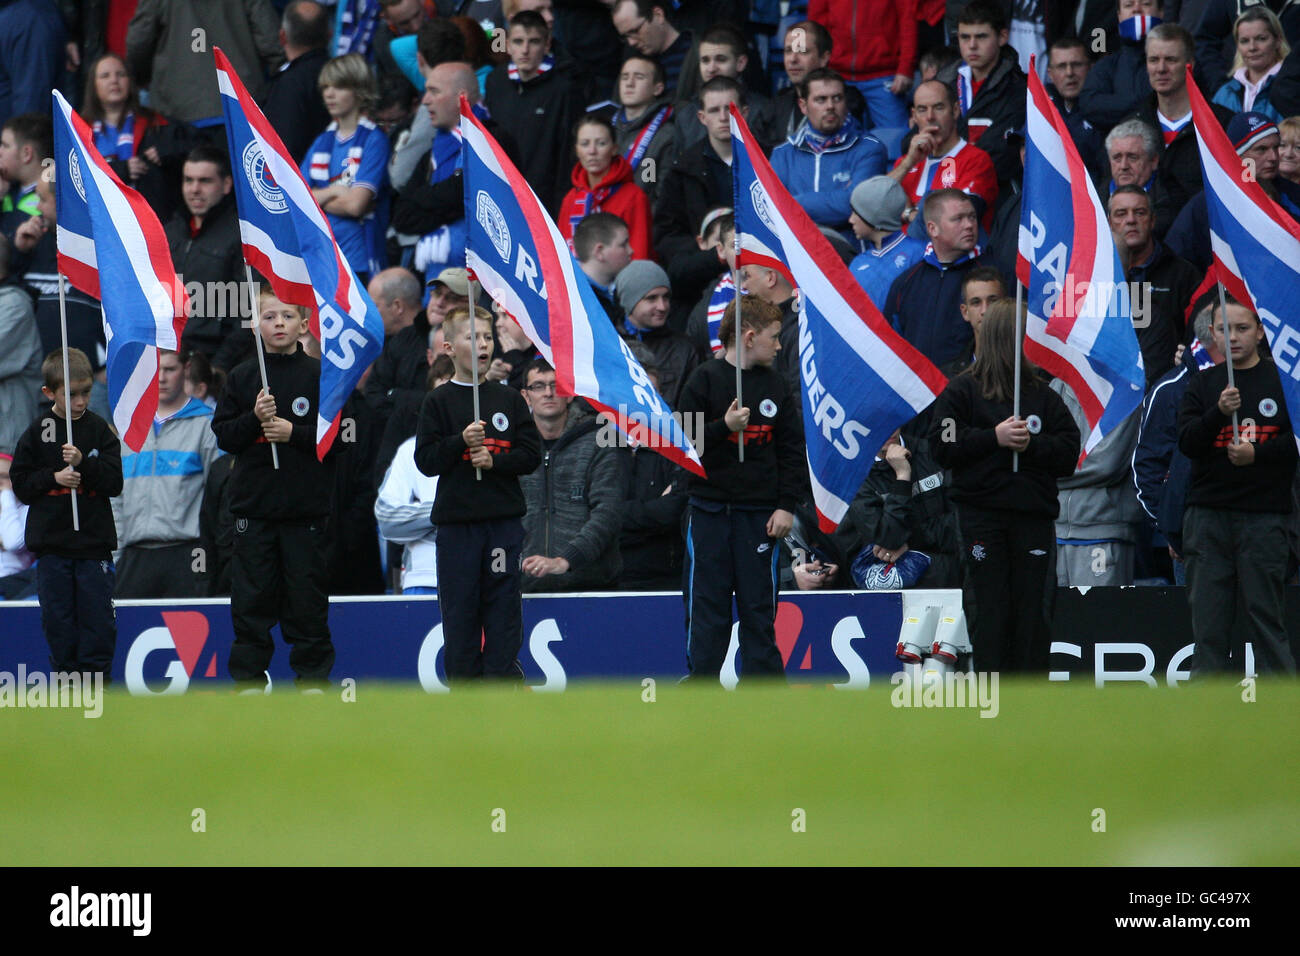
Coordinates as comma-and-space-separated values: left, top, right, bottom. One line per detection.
729, 102, 947, 531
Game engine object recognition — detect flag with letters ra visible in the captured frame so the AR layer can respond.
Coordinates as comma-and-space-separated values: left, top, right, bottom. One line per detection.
216, 46, 384, 459
1190, 65, 1300, 427
1018, 60, 1144, 461
459, 96, 704, 476
51, 90, 185, 452
729, 103, 947, 532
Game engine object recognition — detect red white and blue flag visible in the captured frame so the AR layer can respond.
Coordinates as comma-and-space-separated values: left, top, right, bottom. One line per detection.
1018, 61, 1144, 460
1189, 65, 1300, 426
51, 90, 185, 452
459, 97, 704, 476
729, 103, 948, 531
215, 47, 384, 459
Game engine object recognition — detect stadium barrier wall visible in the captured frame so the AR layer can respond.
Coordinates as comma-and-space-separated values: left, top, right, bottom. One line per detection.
1, 588, 1294, 693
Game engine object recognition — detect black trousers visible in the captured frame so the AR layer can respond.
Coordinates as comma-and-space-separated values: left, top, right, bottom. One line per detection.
434, 519, 525, 682
1183, 506, 1296, 675
36, 555, 116, 678
681, 504, 784, 681
956, 505, 1055, 673
229, 516, 334, 685
115, 541, 207, 599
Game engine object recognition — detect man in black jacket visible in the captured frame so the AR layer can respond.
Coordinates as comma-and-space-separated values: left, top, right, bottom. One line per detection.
1079, 0, 1158, 136
391, 61, 519, 282
484, 11, 586, 214
652, 77, 741, 327
1108, 185, 1199, 385
260, 0, 331, 165
165, 146, 248, 371
1129, 23, 1233, 215
935, 2, 1028, 191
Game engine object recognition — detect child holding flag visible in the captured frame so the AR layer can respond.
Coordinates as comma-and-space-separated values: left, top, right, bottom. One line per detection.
211, 289, 337, 692
414, 305, 541, 683
10, 348, 122, 680
677, 297, 807, 682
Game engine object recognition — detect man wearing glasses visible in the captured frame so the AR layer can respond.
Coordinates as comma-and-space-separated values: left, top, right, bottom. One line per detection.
518, 360, 626, 591
610, 0, 698, 99
374, 0, 431, 88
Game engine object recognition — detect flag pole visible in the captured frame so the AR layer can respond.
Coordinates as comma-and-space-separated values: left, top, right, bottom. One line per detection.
732, 248, 744, 463
56, 274, 80, 531
469, 271, 483, 481
1013, 279, 1023, 473
1216, 280, 1240, 442
243, 264, 280, 469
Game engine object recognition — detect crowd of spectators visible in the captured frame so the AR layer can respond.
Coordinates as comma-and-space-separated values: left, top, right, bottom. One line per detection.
1, 0, 1299, 675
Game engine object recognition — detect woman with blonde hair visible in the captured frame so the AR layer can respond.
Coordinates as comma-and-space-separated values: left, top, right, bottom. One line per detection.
1212, 7, 1290, 121
300, 53, 391, 283
928, 299, 1079, 673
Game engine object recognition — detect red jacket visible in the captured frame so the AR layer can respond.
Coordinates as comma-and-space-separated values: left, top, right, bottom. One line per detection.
558, 155, 655, 262
807, 0, 918, 83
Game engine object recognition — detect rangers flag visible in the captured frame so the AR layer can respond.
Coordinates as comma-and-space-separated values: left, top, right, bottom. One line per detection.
729, 103, 947, 531
216, 47, 384, 458
1189, 64, 1300, 428
1018, 60, 1144, 460
51, 90, 185, 452
459, 97, 704, 476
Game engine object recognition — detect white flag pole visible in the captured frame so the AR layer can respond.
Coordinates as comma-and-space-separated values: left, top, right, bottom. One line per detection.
469, 273, 483, 481
1216, 281, 1240, 443
243, 264, 280, 470
56, 274, 80, 531
732, 240, 744, 463
1013, 279, 1024, 474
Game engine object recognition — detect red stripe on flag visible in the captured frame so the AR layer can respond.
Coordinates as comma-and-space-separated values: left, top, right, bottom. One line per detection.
587, 397, 706, 478
1024, 334, 1104, 426
56, 252, 100, 300
123, 372, 158, 452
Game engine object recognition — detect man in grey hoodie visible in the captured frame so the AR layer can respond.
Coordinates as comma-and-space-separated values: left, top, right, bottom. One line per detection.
519, 359, 624, 592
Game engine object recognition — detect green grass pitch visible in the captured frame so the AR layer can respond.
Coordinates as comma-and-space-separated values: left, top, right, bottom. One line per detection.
2, 680, 1295, 865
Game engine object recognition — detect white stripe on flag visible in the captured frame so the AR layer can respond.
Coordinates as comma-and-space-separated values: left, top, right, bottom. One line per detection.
806, 451, 851, 526
113, 345, 157, 436
1202, 150, 1300, 274
237, 218, 313, 286
58, 228, 97, 268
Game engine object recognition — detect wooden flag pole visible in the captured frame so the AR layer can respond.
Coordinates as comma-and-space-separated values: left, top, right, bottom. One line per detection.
469, 272, 483, 481
56, 274, 80, 531
244, 264, 280, 469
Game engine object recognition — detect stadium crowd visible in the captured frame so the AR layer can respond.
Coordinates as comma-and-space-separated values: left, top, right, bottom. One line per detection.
1, 0, 1298, 677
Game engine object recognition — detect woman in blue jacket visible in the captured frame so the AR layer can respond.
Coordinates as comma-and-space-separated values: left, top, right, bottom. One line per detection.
1212, 7, 1290, 122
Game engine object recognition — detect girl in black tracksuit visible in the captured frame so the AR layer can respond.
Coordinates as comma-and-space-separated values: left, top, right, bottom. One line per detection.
929, 300, 1080, 673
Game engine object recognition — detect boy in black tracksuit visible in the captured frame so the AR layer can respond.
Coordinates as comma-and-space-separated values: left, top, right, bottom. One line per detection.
415, 307, 541, 682
10, 348, 122, 678
211, 292, 337, 690
1178, 300, 1298, 675
677, 297, 807, 681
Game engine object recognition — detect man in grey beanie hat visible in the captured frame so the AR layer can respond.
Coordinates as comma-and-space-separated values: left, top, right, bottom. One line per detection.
846, 175, 927, 308
614, 260, 701, 406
